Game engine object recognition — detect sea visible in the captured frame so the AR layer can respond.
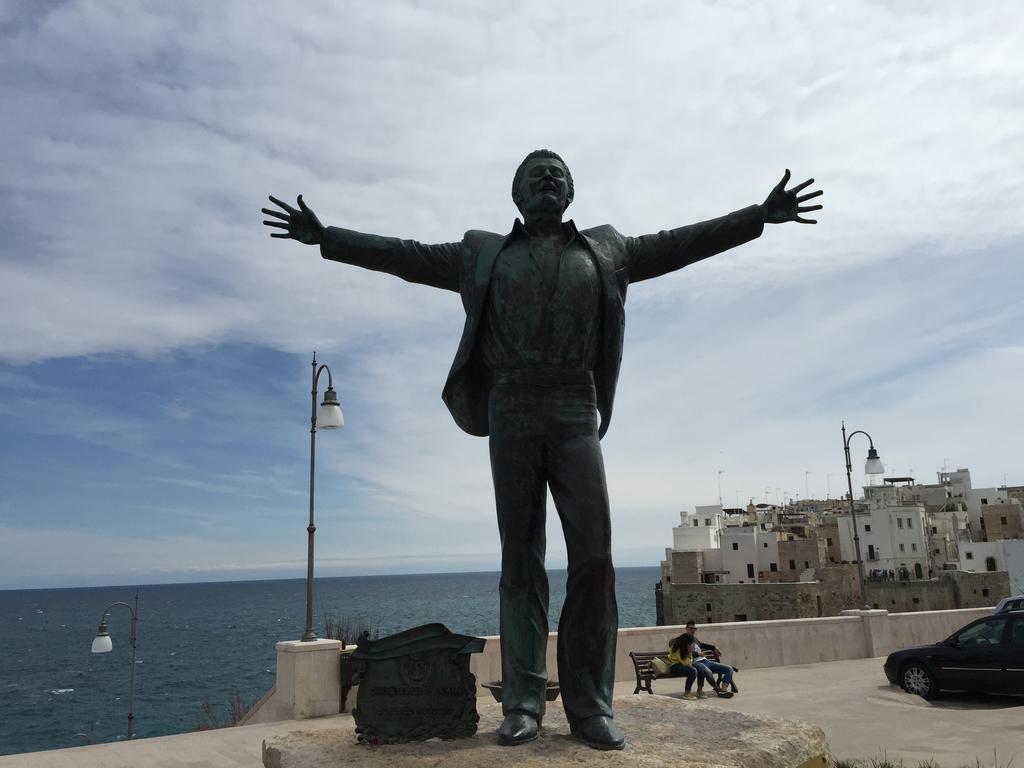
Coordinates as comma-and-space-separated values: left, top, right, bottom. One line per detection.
0, 567, 660, 756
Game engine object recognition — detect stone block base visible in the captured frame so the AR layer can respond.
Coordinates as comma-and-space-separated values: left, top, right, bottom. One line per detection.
263, 695, 831, 768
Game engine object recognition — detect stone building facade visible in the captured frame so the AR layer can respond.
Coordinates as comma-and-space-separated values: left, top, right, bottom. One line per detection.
658, 561, 1009, 625
982, 502, 1024, 541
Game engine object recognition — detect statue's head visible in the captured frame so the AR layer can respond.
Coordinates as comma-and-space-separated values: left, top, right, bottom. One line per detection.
512, 149, 574, 217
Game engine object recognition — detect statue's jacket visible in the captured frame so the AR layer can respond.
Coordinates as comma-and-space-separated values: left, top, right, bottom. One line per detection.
320, 205, 763, 439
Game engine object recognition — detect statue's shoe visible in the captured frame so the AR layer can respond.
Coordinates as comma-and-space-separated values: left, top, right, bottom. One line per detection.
572, 715, 625, 751
497, 711, 539, 746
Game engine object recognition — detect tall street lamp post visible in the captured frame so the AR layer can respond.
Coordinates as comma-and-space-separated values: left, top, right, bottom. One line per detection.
842, 422, 885, 609
303, 352, 344, 642
90, 589, 140, 740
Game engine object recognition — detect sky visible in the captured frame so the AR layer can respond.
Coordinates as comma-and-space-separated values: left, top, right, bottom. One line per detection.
1, 1, 1022, 589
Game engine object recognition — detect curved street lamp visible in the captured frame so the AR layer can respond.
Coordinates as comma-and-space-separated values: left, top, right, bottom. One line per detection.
303, 352, 344, 641
842, 422, 885, 609
90, 589, 139, 739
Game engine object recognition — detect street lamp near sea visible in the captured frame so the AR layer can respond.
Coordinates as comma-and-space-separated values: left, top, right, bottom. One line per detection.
303, 352, 344, 642
90, 589, 139, 740
841, 422, 885, 609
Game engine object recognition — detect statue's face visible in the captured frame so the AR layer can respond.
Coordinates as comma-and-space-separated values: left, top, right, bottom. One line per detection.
515, 157, 570, 217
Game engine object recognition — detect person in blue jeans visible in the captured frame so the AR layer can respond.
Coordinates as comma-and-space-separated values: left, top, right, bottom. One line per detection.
686, 621, 736, 697
667, 633, 714, 699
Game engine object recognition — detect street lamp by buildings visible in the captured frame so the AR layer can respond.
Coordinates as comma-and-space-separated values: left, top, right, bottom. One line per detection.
842, 422, 885, 609
90, 589, 139, 740
303, 352, 344, 642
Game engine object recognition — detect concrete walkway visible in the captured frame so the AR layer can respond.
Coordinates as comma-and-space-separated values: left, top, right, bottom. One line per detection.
621, 656, 1024, 766
2, 657, 1020, 767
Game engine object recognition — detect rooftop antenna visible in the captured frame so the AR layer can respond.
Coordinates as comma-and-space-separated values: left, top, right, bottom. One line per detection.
717, 469, 724, 508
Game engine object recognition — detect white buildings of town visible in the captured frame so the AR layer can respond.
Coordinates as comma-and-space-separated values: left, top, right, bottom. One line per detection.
900, 468, 1009, 541
959, 540, 1024, 594
835, 484, 930, 579
666, 467, 1023, 588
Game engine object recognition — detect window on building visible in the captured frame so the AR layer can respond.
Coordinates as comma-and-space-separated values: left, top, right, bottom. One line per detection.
763, 542, 768, 548
899, 543, 905, 552
865, 524, 872, 532
966, 552, 974, 560
907, 518, 913, 529
734, 614, 748, 622
934, 548, 940, 555
931, 526, 938, 534
705, 518, 711, 526
1001, 516, 1008, 525
911, 543, 917, 552
827, 537, 833, 546
981, 498, 988, 505
912, 597, 920, 604
731, 542, 739, 551
986, 557, 997, 572
982, 588, 990, 597
705, 603, 712, 611
693, 520, 698, 527
746, 564, 755, 578
770, 563, 778, 572
897, 518, 904, 529
789, 559, 796, 570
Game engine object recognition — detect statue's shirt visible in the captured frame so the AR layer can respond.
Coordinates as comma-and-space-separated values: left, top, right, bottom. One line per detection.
480, 220, 600, 372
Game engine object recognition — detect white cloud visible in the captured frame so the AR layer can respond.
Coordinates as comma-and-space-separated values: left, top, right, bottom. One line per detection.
1, 1, 1022, 585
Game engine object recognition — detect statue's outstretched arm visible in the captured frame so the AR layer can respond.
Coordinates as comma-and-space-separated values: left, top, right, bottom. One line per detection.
625, 170, 822, 283
263, 195, 461, 292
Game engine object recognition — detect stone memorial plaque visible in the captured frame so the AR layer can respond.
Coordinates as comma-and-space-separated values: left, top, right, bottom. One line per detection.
350, 623, 485, 743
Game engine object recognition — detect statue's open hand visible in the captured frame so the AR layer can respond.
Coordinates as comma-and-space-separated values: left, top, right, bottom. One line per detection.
759, 169, 823, 224
262, 195, 325, 245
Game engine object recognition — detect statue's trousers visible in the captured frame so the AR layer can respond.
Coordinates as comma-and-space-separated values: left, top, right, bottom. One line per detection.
487, 377, 618, 726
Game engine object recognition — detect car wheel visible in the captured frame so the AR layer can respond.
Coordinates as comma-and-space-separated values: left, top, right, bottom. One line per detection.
901, 662, 938, 699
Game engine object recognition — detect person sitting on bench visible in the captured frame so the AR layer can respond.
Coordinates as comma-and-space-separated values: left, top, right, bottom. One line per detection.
667, 633, 714, 700
686, 620, 738, 694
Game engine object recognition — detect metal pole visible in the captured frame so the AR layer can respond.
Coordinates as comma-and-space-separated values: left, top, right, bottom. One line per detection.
127, 589, 138, 739
843, 422, 869, 609
304, 353, 319, 641
96, 599, 138, 740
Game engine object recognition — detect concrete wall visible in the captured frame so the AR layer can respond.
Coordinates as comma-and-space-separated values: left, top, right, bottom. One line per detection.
243, 607, 994, 724
469, 606, 996, 687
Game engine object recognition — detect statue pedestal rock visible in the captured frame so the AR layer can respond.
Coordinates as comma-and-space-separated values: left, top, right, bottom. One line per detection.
262, 695, 832, 768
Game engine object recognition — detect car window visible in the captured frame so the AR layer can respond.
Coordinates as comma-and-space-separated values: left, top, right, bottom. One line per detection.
956, 618, 1008, 647
1010, 599, 1024, 612
1011, 619, 1024, 646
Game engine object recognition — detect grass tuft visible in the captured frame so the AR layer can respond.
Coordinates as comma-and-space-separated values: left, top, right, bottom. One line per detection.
835, 754, 1011, 768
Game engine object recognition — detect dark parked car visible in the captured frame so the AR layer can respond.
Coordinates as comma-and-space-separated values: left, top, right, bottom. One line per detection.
994, 595, 1024, 613
884, 610, 1024, 699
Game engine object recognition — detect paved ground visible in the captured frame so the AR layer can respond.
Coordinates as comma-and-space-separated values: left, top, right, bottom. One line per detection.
619, 657, 1024, 766
1, 657, 1020, 766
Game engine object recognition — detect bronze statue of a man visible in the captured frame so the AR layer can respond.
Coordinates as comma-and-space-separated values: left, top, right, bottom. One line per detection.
263, 151, 822, 749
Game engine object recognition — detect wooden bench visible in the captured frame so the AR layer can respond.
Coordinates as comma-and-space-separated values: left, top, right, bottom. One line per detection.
629, 650, 735, 695
629, 650, 672, 694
